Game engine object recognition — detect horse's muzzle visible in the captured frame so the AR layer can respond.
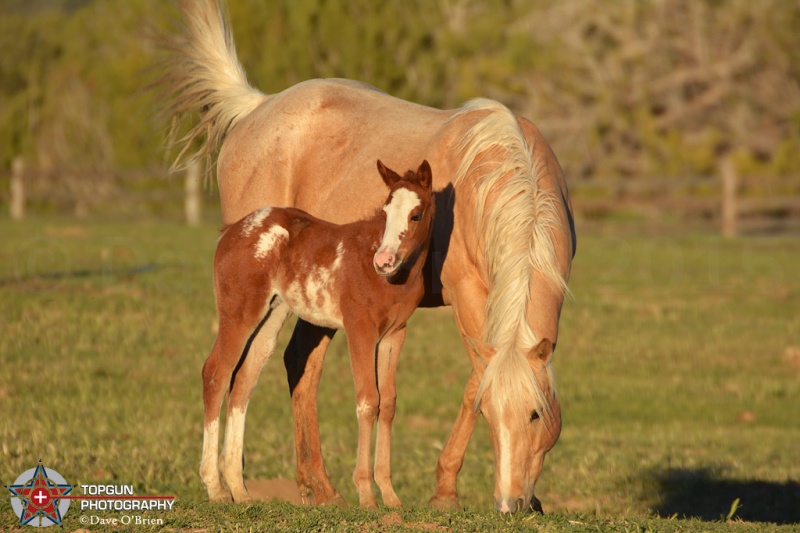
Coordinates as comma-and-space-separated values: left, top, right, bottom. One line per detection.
494, 495, 543, 514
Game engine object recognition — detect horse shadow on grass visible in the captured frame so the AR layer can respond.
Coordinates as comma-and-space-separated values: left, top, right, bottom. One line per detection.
650, 467, 800, 525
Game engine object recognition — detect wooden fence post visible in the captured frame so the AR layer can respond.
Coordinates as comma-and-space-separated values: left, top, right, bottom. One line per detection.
10, 156, 25, 220
185, 159, 201, 226
720, 155, 738, 238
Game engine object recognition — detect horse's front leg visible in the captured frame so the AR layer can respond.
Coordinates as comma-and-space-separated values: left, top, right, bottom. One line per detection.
373, 326, 406, 508
347, 326, 380, 509
283, 319, 346, 507
429, 274, 487, 509
429, 372, 480, 509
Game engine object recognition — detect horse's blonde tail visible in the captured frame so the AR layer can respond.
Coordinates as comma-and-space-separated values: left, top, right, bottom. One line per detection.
157, 0, 265, 171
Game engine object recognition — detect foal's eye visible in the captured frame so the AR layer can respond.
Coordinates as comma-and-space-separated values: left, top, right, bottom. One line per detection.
410, 213, 421, 222
530, 410, 540, 422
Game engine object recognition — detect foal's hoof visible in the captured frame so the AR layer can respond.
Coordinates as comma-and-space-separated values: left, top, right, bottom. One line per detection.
209, 491, 233, 503
428, 494, 460, 510
231, 491, 254, 505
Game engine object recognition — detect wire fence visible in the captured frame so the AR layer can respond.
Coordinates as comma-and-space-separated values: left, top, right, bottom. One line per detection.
5, 160, 800, 235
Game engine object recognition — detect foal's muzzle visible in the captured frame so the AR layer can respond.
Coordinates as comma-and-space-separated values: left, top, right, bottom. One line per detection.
373, 249, 401, 276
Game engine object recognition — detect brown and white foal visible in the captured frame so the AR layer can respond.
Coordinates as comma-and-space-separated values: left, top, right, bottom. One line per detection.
201, 160, 434, 508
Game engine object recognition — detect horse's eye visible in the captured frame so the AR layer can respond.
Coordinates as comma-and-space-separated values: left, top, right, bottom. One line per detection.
410, 213, 421, 222
530, 410, 540, 422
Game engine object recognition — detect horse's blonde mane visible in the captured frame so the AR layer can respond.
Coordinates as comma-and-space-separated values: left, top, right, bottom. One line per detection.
158, 0, 264, 171
448, 99, 567, 423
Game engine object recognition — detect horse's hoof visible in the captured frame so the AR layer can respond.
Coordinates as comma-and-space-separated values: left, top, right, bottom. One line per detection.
384, 499, 403, 509
428, 494, 460, 510
360, 500, 379, 510
320, 494, 348, 508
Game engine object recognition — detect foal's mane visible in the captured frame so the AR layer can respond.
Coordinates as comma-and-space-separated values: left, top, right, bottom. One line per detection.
448, 99, 568, 422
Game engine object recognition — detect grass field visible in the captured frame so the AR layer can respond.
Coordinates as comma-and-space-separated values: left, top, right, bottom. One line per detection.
1, 215, 799, 532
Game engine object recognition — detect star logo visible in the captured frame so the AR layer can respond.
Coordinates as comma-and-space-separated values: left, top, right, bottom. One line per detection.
6, 462, 73, 527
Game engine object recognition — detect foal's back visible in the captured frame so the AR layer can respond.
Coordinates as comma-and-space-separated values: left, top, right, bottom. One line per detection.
216, 206, 375, 331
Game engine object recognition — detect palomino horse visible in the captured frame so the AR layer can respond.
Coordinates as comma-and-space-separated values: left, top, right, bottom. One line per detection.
201, 160, 434, 508
161, 0, 575, 514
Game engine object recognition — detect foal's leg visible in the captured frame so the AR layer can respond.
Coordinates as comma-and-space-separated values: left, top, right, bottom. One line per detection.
373, 326, 406, 508
200, 321, 254, 502
220, 303, 291, 503
283, 320, 345, 507
347, 327, 381, 508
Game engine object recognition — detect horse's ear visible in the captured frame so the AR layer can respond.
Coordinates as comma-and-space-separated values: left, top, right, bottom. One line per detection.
417, 160, 432, 190
528, 338, 554, 365
377, 160, 402, 188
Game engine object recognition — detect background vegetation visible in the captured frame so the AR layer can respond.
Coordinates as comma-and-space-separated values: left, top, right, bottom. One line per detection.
1, 0, 799, 216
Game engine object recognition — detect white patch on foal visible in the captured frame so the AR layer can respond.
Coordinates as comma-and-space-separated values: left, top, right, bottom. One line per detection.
221, 406, 247, 486
255, 224, 289, 259
280, 242, 345, 329
200, 419, 220, 482
242, 207, 271, 237
379, 189, 420, 255
356, 398, 373, 417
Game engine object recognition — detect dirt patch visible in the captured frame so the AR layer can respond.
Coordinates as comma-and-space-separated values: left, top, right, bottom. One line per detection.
783, 346, 800, 370
44, 226, 89, 238
736, 410, 757, 423
245, 478, 303, 505
381, 512, 403, 527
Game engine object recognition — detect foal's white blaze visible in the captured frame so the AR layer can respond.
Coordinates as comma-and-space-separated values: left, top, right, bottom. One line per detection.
255, 224, 289, 259
242, 207, 271, 237
377, 188, 420, 260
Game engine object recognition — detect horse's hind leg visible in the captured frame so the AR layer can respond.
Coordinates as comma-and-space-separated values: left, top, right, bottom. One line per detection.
283, 320, 346, 507
373, 326, 406, 508
220, 302, 291, 503
201, 323, 253, 502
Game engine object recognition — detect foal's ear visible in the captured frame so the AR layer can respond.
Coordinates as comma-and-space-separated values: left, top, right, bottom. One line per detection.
377, 160, 402, 188
417, 160, 432, 190
528, 338, 554, 365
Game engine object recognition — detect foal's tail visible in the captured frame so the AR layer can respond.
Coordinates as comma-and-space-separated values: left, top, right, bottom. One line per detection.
157, 0, 265, 170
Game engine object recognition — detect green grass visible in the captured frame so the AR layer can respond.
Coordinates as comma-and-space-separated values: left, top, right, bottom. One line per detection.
1, 216, 799, 531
